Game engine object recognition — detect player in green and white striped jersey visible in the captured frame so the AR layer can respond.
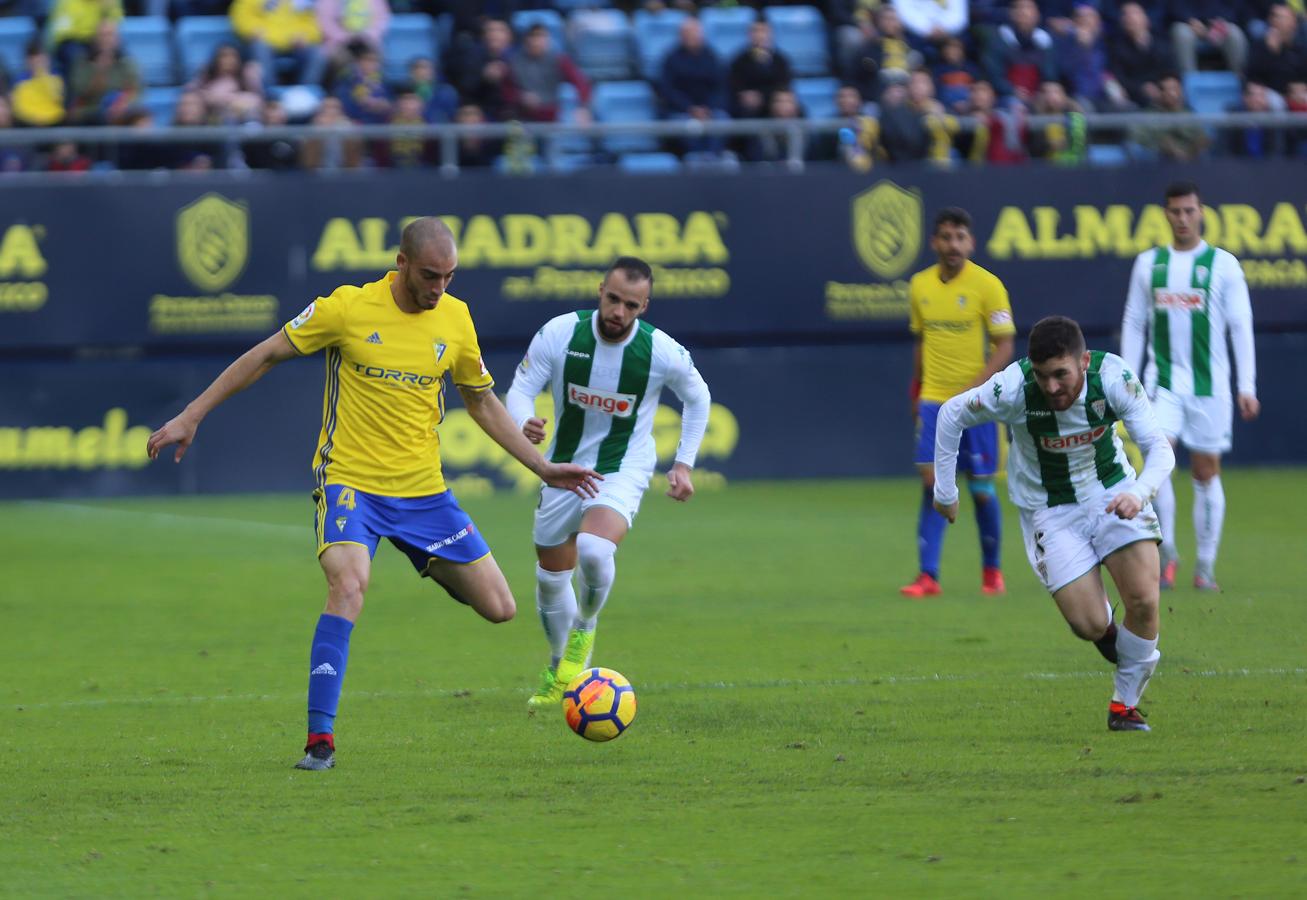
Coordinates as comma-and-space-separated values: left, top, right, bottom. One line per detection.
934, 317, 1176, 731
506, 257, 712, 710
1121, 181, 1260, 592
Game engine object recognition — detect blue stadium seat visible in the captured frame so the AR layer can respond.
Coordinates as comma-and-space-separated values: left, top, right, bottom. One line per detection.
0, 17, 36, 80
385, 14, 438, 84
700, 6, 755, 65
552, 0, 611, 10
511, 8, 565, 51
763, 5, 829, 77
141, 85, 183, 125
119, 16, 175, 86
1184, 70, 1241, 115
175, 16, 238, 81
1087, 144, 1129, 167
592, 79, 658, 153
551, 81, 592, 155
684, 150, 741, 173
618, 151, 681, 174
568, 9, 634, 80
633, 9, 688, 81
794, 77, 840, 119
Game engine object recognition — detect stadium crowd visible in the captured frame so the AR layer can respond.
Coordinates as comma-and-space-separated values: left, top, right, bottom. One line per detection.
0, 0, 1305, 173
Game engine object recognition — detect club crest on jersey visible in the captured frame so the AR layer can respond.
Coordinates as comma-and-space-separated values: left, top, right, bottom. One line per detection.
1195, 265, 1209, 283
433, 342, 448, 362
335, 517, 347, 531
1039, 425, 1109, 452
1092, 399, 1106, 418
567, 383, 635, 417
957, 295, 966, 308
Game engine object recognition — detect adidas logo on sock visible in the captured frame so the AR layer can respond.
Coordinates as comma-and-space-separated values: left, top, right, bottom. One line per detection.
311, 663, 338, 676
365, 332, 383, 344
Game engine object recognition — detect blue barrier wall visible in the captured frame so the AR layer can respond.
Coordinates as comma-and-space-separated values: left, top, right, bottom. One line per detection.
2, 162, 1303, 498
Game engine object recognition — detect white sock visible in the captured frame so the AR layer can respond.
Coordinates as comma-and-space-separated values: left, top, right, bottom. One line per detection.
535, 565, 576, 667
1192, 475, 1225, 574
1113, 624, 1160, 708
575, 533, 617, 631
1154, 475, 1177, 561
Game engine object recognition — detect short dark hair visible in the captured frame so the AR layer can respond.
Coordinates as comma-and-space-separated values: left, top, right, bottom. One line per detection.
1028, 316, 1086, 363
1165, 180, 1200, 203
605, 256, 654, 295
933, 207, 972, 234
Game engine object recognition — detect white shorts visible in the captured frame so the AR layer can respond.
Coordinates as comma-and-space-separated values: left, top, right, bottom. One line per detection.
1151, 387, 1232, 454
533, 469, 650, 547
1019, 491, 1162, 594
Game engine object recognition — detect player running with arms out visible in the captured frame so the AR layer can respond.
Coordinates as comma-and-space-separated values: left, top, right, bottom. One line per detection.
902, 207, 1016, 598
146, 217, 600, 770
934, 316, 1175, 731
505, 256, 712, 711
1121, 180, 1259, 592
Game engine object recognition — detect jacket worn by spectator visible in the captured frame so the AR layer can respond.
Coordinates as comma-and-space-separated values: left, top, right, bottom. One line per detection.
660, 43, 727, 115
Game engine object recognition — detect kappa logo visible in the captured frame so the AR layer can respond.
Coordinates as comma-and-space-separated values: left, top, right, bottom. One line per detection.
566, 349, 591, 359
852, 180, 922, 279
176, 193, 248, 292
568, 383, 636, 417
365, 331, 383, 344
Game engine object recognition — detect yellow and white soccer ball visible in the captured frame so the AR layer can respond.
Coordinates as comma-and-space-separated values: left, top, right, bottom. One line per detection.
562, 667, 637, 742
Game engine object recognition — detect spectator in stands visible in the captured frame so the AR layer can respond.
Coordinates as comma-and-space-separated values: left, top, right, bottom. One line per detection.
335, 43, 391, 124
0, 97, 32, 172
1110, 2, 1176, 110
983, 0, 1057, 103
744, 85, 805, 163
378, 88, 438, 169
300, 95, 363, 169
933, 36, 980, 114
317, 0, 390, 85
844, 6, 920, 101
825, 0, 878, 79
1227, 79, 1287, 156
1057, 3, 1129, 111
728, 19, 792, 119
1167, 0, 1249, 75
408, 57, 459, 123
46, 0, 123, 75
1027, 79, 1088, 162
189, 43, 265, 125
895, 0, 969, 55
67, 18, 140, 125
171, 89, 224, 168
1246, 4, 1307, 98
1133, 72, 1210, 161
451, 17, 515, 122
877, 80, 930, 161
241, 98, 300, 170
961, 79, 1029, 165
230, 0, 327, 87
509, 22, 592, 124
118, 107, 183, 170
11, 39, 66, 126
1286, 79, 1307, 153
659, 16, 728, 154
453, 102, 501, 169
44, 140, 93, 172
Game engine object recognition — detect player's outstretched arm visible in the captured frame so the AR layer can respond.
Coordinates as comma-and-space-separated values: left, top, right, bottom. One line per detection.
459, 386, 602, 498
147, 331, 298, 463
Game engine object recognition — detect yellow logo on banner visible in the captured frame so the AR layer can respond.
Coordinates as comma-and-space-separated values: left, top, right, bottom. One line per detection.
852, 181, 922, 280
177, 194, 249, 292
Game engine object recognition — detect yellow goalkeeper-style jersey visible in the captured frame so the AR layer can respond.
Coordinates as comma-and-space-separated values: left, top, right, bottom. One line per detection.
909, 261, 1016, 404
282, 273, 494, 497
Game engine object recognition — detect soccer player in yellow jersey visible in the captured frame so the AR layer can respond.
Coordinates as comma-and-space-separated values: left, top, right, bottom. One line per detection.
902, 207, 1016, 598
147, 218, 600, 771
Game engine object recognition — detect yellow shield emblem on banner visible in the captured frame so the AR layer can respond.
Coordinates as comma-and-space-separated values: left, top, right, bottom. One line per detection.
177, 193, 249, 292
852, 181, 922, 279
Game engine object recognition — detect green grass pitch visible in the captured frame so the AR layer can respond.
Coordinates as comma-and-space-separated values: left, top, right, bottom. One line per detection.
1, 472, 1304, 897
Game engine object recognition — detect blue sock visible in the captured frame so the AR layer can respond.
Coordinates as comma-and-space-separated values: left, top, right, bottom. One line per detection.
307, 613, 354, 735
918, 486, 946, 580
971, 480, 1002, 570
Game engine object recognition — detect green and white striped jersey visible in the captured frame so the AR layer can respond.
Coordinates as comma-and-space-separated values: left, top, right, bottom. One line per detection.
506, 311, 711, 477
934, 352, 1175, 511
1121, 241, 1256, 399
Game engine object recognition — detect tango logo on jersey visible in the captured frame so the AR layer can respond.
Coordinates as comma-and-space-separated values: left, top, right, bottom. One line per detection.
425, 524, 474, 553
1154, 290, 1205, 310
1040, 425, 1109, 452
176, 193, 249, 292
352, 363, 437, 386
567, 383, 635, 417
851, 180, 922, 280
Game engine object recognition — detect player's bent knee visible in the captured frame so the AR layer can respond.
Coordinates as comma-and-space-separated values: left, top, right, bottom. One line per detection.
576, 532, 617, 581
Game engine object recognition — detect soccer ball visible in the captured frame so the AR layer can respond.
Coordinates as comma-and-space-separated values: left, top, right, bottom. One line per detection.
562, 667, 637, 742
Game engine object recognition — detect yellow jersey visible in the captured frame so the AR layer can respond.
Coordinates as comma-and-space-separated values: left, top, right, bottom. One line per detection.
282, 273, 494, 497
909, 261, 1016, 404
